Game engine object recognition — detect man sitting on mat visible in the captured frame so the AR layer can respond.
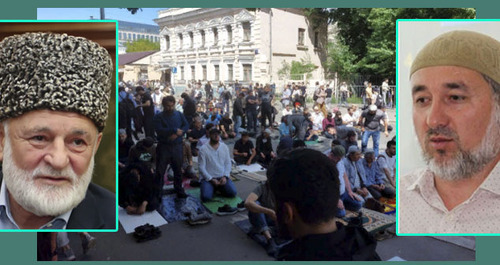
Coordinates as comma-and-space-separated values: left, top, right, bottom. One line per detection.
244, 181, 278, 256
198, 128, 237, 202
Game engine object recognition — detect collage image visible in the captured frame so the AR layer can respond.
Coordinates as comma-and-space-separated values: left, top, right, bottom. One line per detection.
0, 4, 498, 264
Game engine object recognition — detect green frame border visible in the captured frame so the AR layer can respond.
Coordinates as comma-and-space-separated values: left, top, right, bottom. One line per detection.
0, 19, 119, 233
396, 18, 500, 237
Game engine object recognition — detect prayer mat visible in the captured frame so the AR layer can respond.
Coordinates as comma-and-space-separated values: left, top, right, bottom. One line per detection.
187, 188, 243, 214
234, 219, 291, 257
164, 178, 195, 190
118, 208, 168, 234
339, 208, 396, 235
158, 193, 207, 223
379, 197, 396, 215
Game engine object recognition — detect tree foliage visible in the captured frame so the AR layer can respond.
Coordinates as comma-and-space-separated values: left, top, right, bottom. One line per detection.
306, 8, 476, 84
277, 57, 318, 80
125, 38, 160, 53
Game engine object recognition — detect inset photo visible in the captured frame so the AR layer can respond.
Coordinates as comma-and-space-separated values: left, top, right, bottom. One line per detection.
397, 20, 500, 235
0, 21, 117, 231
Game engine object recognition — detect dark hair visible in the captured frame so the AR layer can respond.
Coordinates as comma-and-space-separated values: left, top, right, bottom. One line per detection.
292, 139, 306, 148
135, 86, 144, 92
347, 130, 357, 138
241, 131, 249, 137
181, 92, 188, 99
331, 139, 342, 146
268, 148, 339, 225
162, 95, 176, 109
205, 123, 215, 131
119, 86, 125, 92
387, 140, 396, 149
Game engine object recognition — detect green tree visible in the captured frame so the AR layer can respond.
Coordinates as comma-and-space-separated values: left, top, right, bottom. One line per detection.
309, 8, 476, 83
125, 38, 160, 53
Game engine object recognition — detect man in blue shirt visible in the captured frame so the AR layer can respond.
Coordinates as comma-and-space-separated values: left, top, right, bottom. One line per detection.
362, 150, 395, 200
154, 96, 190, 198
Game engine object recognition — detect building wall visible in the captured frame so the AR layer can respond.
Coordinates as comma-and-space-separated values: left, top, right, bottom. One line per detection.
155, 8, 326, 86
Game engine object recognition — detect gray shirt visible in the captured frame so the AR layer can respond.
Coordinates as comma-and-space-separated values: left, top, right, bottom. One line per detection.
361, 109, 385, 131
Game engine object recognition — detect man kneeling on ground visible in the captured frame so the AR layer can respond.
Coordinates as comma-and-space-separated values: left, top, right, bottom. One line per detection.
198, 128, 237, 202
268, 148, 380, 261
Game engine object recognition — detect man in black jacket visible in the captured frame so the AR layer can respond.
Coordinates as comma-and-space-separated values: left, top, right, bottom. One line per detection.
268, 148, 380, 261
232, 92, 245, 137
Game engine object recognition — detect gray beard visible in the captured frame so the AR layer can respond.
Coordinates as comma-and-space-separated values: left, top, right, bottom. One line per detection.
423, 105, 500, 181
2, 133, 95, 217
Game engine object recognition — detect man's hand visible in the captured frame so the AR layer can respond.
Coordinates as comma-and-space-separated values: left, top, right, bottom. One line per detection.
337, 199, 345, 210
219, 176, 227, 185
260, 153, 265, 158
210, 179, 220, 186
177, 129, 184, 136
384, 130, 389, 137
246, 159, 252, 165
169, 134, 178, 141
267, 209, 277, 221
242, 152, 248, 157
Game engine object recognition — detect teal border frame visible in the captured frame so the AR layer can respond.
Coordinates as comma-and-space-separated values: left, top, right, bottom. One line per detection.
396, 18, 500, 237
0, 19, 119, 233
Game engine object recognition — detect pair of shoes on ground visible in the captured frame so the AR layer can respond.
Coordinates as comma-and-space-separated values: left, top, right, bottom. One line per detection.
216, 202, 245, 216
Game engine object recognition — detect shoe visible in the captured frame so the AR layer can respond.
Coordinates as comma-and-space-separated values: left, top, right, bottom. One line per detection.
176, 190, 188, 199
61, 247, 76, 261
187, 212, 213, 225
266, 238, 278, 256
81, 234, 96, 255
216, 204, 237, 216
236, 201, 246, 212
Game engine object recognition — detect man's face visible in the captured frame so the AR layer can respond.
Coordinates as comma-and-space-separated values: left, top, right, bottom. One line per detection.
242, 135, 249, 143
411, 66, 500, 180
164, 101, 175, 114
119, 133, 126, 143
387, 144, 396, 157
209, 132, 220, 144
349, 152, 361, 162
365, 154, 375, 164
0, 110, 102, 217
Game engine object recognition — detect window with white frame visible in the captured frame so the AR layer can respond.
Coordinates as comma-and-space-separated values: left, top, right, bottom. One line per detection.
242, 22, 251, 42
298, 28, 305, 46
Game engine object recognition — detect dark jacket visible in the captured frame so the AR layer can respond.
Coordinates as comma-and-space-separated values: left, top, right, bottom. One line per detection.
277, 222, 380, 261
153, 110, 189, 145
233, 97, 244, 117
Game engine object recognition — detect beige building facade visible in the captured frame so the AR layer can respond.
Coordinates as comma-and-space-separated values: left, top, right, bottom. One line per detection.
154, 8, 327, 86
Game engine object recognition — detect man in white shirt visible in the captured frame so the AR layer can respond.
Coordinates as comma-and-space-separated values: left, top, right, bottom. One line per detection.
198, 128, 236, 202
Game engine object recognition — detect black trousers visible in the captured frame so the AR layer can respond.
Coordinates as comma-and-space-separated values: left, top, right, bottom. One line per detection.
156, 143, 184, 193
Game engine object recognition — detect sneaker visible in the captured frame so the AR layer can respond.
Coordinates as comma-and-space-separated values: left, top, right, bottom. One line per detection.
61, 247, 76, 261
216, 204, 237, 216
187, 212, 213, 225
81, 234, 96, 255
266, 238, 278, 256
236, 201, 246, 212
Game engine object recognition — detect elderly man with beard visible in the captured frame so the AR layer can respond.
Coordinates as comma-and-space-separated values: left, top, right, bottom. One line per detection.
399, 30, 500, 234
0, 32, 115, 229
